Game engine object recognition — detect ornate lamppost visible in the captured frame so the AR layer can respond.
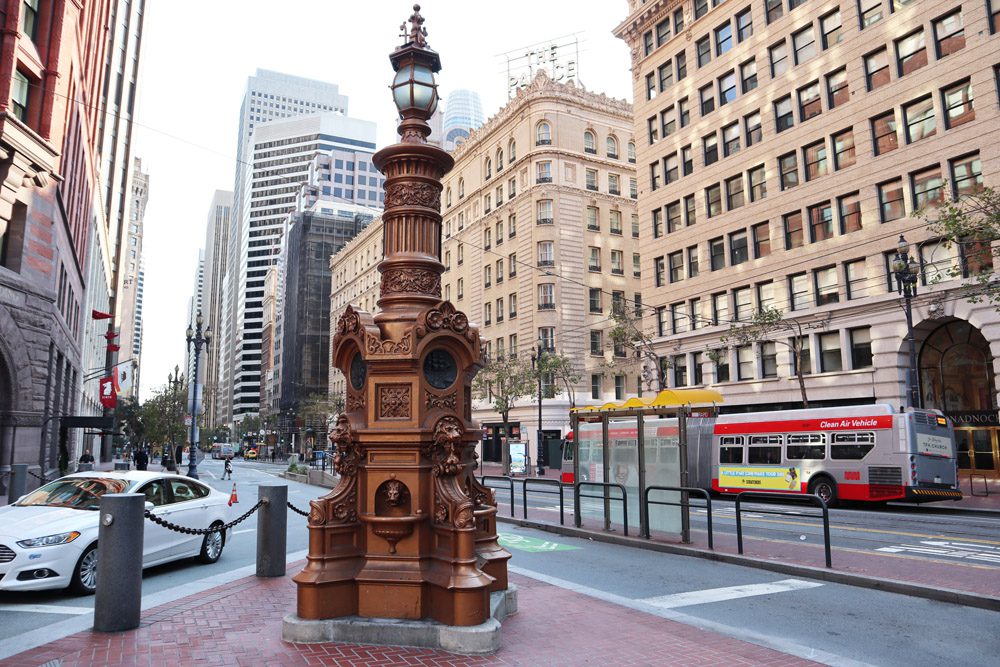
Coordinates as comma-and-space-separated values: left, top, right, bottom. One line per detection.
185, 310, 212, 478
291, 5, 509, 630
892, 235, 922, 408
531, 340, 547, 475
167, 365, 183, 469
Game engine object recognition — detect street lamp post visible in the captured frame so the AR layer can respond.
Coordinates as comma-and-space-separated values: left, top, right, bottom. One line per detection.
167, 365, 183, 469
892, 235, 922, 409
531, 341, 546, 475
185, 310, 212, 478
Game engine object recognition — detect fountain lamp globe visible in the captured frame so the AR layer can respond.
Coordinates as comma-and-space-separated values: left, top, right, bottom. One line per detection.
391, 59, 438, 120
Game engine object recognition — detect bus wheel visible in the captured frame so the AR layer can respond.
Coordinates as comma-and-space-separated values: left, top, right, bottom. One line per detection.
809, 477, 837, 507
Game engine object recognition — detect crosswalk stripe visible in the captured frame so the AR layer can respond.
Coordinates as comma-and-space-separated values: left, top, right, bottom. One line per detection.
641, 578, 823, 609
0, 604, 91, 616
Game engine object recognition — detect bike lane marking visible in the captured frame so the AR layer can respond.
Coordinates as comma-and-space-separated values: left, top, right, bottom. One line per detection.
498, 533, 581, 552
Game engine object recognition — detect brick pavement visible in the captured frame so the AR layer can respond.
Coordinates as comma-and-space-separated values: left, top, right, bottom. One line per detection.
3, 566, 820, 667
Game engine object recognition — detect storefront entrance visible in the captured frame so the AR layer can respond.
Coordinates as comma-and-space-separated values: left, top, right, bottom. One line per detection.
955, 428, 999, 473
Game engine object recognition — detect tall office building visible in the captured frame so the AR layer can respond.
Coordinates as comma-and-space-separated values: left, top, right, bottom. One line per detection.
442, 89, 485, 151
185, 249, 206, 383
118, 158, 149, 399
218, 70, 351, 427
229, 113, 380, 420
202, 191, 232, 431
616, 0, 1000, 474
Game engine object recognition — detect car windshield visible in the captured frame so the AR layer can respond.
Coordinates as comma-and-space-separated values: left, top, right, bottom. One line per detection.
16, 477, 131, 510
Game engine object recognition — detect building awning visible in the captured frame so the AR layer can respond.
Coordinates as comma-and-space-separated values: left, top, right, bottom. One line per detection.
570, 388, 724, 414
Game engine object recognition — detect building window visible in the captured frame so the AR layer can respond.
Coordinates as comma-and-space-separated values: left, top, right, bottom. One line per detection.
587, 206, 600, 231
737, 8, 754, 41
672, 301, 689, 334
536, 122, 552, 145
656, 17, 671, 46
761, 342, 778, 378
832, 129, 856, 170
827, 68, 849, 108
770, 41, 789, 77
654, 256, 666, 287
723, 123, 740, 157
688, 246, 700, 277
586, 169, 598, 191
509, 252, 517, 276
538, 327, 554, 350
814, 266, 840, 305
838, 192, 863, 234
779, 152, 799, 190
712, 292, 730, 325
865, 48, 890, 91
611, 250, 624, 275
878, 179, 905, 222
509, 293, 518, 317
681, 145, 693, 176
792, 26, 817, 64
590, 331, 603, 356
748, 165, 766, 202
745, 111, 762, 147
942, 80, 974, 129
538, 284, 555, 310
935, 10, 965, 58
652, 208, 663, 238
485, 158, 492, 179
537, 161, 552, 183
11, 70, 29, 122
706, 184, 722, 218
716, 22, 733, 55
666, 201, 682, 233
819, 332, 843, 372
951, 153, 983, 196
803, 141, 828, 181
484, 302, 492, 325
859, 0, 884, 28
850, 327, 873, 368
700, 84, 716, 116
644, 30, 654, 56
710, 237, 725, 271
789, 273, 810, 310
457, 278, 464, 299
737, 345, 754, 380
484, 265, 492, 287
610, 210, 622, 235
633, 252, 642, 278
537, 241, 554, 267
614, 375, 626, 401
536, 199, 553, 225
669, 251, 684, 283
661, 106, 676, 139
628, 141, 636, 163
719, 71, 737, 106
588, 247, 601, 272
809, 202, 834, 242
798, 82, 822, 121
697, 36, 712, 67
911, 166, 944, 210
730, 230, 749, 266
726, 176, 745, 210
740, 58, 757, 93
757, 281, 776, 312
766, 0, 784, 24
871, 111, 898, 155
674, 355, 689, 387
752, 222, 771, 258
678, 97, 690, 126
684, 195, 696, 226
589, 287, 603, 313
584, 130, 597, 154
896, 29, 927, 77
784, 211, 804, 249
904, 96, 936, 143
775, 96, 794, 132
591, 374, 602, 399
845, 259, 868, 299
821, 10, 843, 48
664, 154, 679, 185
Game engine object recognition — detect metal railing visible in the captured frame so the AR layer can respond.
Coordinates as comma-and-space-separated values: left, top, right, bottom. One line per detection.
479, 475, 516, 516
574, 482, 629, 537
735, 491, 832, 568
642, 486, 713, 549
969, 473, 990, 497
522, 478, 566, 525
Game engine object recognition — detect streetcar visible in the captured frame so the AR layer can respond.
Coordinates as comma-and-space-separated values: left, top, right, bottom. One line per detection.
562, 404, 962, 506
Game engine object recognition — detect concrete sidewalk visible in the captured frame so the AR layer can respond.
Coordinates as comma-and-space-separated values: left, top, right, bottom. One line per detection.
4, 562, 824, 667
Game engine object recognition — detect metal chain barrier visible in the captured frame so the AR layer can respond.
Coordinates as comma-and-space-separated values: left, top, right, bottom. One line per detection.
28, 470, 50, 484
143, 498, 266, 535
287, 501, 310, 517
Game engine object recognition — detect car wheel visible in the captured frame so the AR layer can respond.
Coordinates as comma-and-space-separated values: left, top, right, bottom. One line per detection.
809, 476, 838, 507
198, 523, 225, 564
69, 543, 99, 595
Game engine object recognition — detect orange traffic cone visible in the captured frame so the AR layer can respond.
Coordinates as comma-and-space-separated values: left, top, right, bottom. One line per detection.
228, 483, 238, 507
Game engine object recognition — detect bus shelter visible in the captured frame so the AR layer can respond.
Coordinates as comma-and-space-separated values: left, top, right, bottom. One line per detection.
568, 389, 723, 541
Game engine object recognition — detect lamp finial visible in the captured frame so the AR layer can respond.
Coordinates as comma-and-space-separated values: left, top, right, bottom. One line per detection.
401, 4, 428, 48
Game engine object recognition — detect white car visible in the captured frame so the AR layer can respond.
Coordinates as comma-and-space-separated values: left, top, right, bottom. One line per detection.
0, 471, 234, 594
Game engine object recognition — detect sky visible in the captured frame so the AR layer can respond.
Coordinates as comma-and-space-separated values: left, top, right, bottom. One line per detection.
133, 1, 633, 400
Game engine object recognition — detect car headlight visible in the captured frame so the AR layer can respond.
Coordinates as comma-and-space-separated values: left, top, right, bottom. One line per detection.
16, 531, 82, 548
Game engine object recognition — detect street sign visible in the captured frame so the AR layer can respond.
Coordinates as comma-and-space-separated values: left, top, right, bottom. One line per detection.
184, 415, 192, 426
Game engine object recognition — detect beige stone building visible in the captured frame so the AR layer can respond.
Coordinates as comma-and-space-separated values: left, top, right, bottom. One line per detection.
440, 72, 639, 466
616, 0, 1000, 473
329, 217, 384, 399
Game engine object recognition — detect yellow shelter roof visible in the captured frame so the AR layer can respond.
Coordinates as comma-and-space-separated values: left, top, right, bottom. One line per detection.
570, 388, 724, 413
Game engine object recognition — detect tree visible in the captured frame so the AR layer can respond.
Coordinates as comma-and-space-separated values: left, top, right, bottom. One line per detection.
721, 306, 830, 408
607, 299, 668, 391
537, 351, 583, 408
920, 185, 1000, 309
472, 354, 537, 475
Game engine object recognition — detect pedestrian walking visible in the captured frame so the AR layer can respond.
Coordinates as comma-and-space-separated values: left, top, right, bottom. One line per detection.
175, 444, 184, 469
161, 450, 176, 472
222, 456, 233, 480
134, 448, 149, 471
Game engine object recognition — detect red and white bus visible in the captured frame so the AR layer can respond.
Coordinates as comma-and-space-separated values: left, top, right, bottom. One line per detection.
562, 404, 962, 506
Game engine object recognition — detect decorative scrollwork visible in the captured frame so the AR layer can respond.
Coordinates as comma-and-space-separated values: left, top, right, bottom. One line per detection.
308, 500, 327, 525
377, 384, 411, 420
415, 301, 471, 340
332, 490, 358, 523
384, 181, 440, 211
329, 414, 361, 477
346, 392, 365, 412
454, 506, 474, 528
337, 305, 362, 336
425, 390, 457, 410
434, 500, 449, 524
366, 332, 413, 355
382, 268, 440, 295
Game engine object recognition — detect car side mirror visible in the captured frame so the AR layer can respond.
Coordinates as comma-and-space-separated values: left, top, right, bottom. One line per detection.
145, 501, 154, 511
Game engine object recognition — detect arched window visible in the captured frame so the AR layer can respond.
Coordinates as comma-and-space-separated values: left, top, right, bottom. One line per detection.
607, 135, 619, 159
445, 187, 452, 207
485, 158, 492, 179
584, 130, 597, 154
509, 139, 517, 161
536, 122, 551, 145
458, 178, 465, 198
496, 148, 504, 171
627, 141, 636, 163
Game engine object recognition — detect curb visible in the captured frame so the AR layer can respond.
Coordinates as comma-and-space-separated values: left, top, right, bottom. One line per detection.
496, 516, 1000, 613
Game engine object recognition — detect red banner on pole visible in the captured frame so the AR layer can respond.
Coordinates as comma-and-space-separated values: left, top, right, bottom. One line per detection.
99, 376, 118, 409
91, 309, 113, 320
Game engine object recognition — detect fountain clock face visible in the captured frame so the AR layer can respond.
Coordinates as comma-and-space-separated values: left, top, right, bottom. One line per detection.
350, 352, 368, 390
423, 349, 457, 389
